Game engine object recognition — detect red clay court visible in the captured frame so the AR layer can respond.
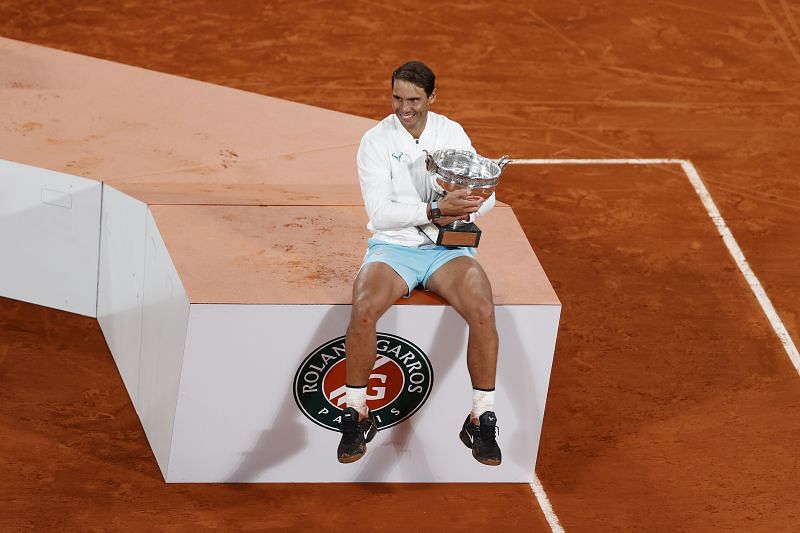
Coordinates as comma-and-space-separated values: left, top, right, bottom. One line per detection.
1, 1, 799, 531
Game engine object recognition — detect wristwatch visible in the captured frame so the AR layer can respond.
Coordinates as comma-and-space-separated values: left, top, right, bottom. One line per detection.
430, 200, 442, 220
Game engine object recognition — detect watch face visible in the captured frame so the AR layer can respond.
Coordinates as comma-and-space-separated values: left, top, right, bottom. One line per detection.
431, 208, 442, 219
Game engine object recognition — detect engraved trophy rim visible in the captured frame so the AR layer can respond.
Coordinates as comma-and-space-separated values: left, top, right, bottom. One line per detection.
424, 149, 511, 191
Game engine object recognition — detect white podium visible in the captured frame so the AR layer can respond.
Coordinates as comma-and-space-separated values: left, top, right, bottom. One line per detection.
0, 37, 561, 483
94, 200, 560, 482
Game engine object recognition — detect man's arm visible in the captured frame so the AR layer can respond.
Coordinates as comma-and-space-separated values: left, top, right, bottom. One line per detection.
357, 136, 429, 230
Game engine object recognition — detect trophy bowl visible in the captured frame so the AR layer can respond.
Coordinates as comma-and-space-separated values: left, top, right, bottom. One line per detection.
423, 149, 511, 247
425, 149, 509, 200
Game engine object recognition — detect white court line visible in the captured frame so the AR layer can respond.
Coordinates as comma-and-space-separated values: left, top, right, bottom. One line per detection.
530, 473, 565, 532
510, 157, 800, 373
510, 157, 800, 533
679, 160, 800, 373
511, 158, 684, 165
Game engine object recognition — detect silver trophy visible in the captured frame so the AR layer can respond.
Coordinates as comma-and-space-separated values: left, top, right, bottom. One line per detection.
423, 149, 511, 247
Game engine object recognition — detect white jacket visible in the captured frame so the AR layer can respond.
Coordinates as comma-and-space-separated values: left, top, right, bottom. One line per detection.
357, 112, 496, 247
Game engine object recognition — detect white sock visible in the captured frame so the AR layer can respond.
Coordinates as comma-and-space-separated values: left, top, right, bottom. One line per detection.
345, 385, 368, 418
471, 388, 495, 422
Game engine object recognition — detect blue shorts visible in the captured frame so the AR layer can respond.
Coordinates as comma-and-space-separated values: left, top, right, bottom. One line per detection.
361, 238, 477, 296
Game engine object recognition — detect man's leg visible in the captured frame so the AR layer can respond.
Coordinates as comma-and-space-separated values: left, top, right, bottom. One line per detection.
346, 261, 409, 410
426, 256, 502, 466
426, 256, 498, 405
338, 262, 407, 464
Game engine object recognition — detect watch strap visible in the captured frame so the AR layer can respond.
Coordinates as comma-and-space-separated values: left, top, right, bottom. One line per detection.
430, 200, 442, 220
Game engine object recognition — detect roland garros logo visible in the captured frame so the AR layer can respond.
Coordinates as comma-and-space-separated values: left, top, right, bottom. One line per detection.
293, 333, 433, 431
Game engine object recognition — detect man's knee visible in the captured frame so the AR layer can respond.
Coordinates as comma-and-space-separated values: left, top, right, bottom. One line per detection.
350, 294, 387, 326
464, 298, 495, 326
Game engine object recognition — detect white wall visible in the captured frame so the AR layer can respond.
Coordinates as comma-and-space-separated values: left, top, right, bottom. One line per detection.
137, 210, 191, 477
96, 186, 149, 407
0, 159, 101, 317
167, 303, 560, 482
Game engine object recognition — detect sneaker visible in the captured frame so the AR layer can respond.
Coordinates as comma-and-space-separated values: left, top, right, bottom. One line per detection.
459, 411, 502, 466
337, 407, 378, 463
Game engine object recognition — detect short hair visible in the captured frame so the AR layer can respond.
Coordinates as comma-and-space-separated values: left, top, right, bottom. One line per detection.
391, 61, 436, 97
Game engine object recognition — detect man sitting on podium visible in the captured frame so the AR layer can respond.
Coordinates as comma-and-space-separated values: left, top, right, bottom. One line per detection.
338, 61, 502, 466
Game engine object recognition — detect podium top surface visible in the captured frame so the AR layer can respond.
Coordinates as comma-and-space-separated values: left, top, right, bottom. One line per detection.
151, 204, 560, 306
0, 38, 514, 208
1, 37, 557, 308
0, 38, 372, 205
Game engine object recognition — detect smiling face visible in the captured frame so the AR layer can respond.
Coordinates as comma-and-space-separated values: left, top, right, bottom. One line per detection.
392, 78, 437, 139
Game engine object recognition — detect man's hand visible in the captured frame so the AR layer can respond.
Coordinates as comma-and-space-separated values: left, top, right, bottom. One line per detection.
438, 188, 484, 217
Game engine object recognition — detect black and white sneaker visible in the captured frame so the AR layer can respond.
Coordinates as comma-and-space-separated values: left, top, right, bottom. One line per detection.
337, 407, 378, 464
459, 411, 502, 466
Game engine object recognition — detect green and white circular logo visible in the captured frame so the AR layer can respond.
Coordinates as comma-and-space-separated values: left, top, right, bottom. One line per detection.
293, 333, 434, 431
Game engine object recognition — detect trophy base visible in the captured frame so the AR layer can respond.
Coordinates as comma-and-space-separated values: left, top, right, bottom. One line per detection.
437, 222, 482, 248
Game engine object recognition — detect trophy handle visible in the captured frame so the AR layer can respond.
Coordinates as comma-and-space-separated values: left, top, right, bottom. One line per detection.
496, 155, 512, 170
423, 149, 439, 174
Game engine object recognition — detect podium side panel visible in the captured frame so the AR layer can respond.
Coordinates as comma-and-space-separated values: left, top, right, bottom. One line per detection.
166, 303, 560, 482
97, 186, 148, 408
138, 210, 191, 478
0, 159, 101, 317
495, 304, 562, 467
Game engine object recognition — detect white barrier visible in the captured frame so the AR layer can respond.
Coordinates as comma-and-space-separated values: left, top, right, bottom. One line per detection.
164, 302, 560, 482
0, 160, 101, 317
96, 186, 191, 475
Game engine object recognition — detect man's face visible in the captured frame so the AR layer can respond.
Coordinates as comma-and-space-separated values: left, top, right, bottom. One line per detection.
392, 79, 436, 134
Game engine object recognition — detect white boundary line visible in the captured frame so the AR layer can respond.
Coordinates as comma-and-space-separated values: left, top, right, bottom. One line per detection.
511, 157, 800, 533
510, 157, 800, 373
512, 158, 684, 165
530, 473, 565, 532
679, 160, 800, 373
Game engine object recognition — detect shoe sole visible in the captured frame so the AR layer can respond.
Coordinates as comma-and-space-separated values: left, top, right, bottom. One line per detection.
338, 449, 366, 464
474, 454, 501, 466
